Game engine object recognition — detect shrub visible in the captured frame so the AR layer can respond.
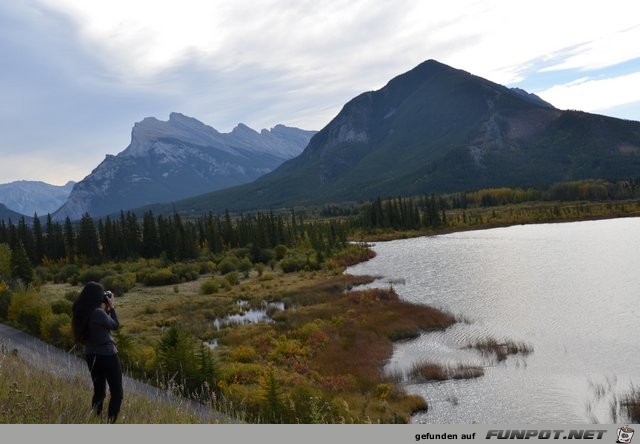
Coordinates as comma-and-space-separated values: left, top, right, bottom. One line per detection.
218, 256, 241, 274
42, 313, 73, 349
55, 264, 80, 284
199, 279, 219, 295
0, 244, 11, 282
64, 290, 79, 302
279, 256, 305, 273
238, 258, 252, 277
0, 281, 10, 319
229, 345, 258, 363
51, 299, 73, 316
8, 286, 51, 336
273, 245, 287, 260
78, 267, 113, 284
199, 261, 216, 274
142, 268, 178, 286
224, 272, 239, 286
253, 248, 275, 264
171, 263, 199, 282
101, 273, 136, 296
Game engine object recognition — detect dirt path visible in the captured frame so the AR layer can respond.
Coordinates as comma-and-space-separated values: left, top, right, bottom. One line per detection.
0, 322, 234, 423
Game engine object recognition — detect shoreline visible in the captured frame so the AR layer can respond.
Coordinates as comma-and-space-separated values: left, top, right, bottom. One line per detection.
350, 201, 640, 243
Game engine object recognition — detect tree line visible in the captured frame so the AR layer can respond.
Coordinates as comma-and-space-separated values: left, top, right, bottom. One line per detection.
0, 209, 348, 271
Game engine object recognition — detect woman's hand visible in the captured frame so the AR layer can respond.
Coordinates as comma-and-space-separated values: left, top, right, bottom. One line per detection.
105, 291, 115, 311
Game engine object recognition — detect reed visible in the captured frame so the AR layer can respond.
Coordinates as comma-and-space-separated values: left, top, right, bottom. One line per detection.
466, 338, 533, 362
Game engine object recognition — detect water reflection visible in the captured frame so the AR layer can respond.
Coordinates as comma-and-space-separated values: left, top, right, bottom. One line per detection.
213, 300, 285, 330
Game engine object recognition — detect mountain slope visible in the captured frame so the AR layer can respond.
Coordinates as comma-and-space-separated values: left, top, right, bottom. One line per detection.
0, 181, 75, 216
53, 113, 315, 220
145, 59, 640, 215
0, 203, 29, 222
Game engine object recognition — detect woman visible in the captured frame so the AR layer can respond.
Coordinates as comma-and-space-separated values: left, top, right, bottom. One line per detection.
71, 281, 123, 423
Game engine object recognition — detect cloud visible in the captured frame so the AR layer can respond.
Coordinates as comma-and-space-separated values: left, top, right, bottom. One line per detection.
540, 25, 640, 73
537, 71, 640, 116
3, 0, 640, 184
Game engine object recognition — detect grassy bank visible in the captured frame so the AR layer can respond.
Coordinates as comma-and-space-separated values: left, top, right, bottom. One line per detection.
0, 346, 229, 424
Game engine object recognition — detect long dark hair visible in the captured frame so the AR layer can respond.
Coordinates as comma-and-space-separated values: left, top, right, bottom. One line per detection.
71, 281, 105, 344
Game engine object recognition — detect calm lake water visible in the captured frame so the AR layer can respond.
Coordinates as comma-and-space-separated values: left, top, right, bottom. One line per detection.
347, 217, 640, 423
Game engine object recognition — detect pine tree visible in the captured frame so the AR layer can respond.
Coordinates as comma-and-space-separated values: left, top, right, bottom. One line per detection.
142, 211, 160, 258
11, 242, 33, 285
77, 213, 100, 260
63, 217, 75, 261
32, 214, 44, 264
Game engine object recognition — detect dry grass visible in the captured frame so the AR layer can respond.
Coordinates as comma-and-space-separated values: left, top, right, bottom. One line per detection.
0, 346, 231, 424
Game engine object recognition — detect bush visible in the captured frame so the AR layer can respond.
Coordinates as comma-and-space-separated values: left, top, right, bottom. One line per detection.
64, 290, 79, 302
218, 256, 241, 274
55, 264, 80, 284
224, 272, 239, 286
280, 256, 305, 273
51, 299, 73, 316
78, 267, 113, 285
253, 248, 275, 264
199, 279, 219, 295
142, 268, 178, 286
42, 313, 73, 349
8, 286, 51, 336
199, 261, 216, 274
274, 245, 288, 260
229, 345, 258, 363
239, 258, 252, 277
101, 273, 136, 296
171, 263, 199, 282
0, 281, 10, 319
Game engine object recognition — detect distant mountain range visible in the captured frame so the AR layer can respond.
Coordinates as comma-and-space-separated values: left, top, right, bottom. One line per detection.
52, 113, 316, 220
141, 59, 640, 215
0, 181, 75, 216
0, 203, 28, 222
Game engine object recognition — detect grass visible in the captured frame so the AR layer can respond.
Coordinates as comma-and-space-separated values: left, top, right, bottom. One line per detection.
406, 363, 484, 382
0, 346, 232, 424
465, 338, 533, 362
620, 386, 640, 423
33, 264, 455, 423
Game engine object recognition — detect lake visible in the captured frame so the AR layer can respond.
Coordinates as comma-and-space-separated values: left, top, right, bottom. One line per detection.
346, 217, 640, 423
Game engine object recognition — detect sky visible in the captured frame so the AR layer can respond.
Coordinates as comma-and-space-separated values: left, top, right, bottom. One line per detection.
2, 0, 640, 185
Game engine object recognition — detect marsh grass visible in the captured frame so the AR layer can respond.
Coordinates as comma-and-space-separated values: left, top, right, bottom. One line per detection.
406, 362, 484, 382
33, 258, 457, 423
620, 386, 640, 423
465, 338, 533, 362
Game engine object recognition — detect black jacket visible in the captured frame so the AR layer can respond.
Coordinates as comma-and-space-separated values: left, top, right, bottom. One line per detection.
84, 307, 119, 355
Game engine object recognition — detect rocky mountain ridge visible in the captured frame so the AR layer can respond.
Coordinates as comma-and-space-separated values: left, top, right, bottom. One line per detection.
53, 113, 315, 220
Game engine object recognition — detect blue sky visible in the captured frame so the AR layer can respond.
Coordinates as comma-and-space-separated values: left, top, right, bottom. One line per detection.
2, 0, 640, 185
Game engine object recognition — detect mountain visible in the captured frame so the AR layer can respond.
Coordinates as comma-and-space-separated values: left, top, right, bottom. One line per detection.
146, 59, 640, 215
509, 87, 555, 109
0, 181, 75, 216
0, 203, 30, 222
53, 113, 315, 220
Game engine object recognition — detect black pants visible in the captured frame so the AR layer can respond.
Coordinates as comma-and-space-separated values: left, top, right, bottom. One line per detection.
85, 353, 123, 423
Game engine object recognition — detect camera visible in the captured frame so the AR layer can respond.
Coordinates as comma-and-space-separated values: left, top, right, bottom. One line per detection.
103, 290, 113, 304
